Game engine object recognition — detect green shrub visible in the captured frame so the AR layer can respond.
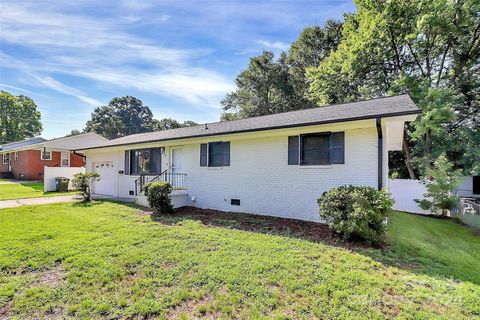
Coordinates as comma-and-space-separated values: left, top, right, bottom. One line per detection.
71, 172, 100, 201
146, 181, 173, 214
415, 155, 461, 216
318, 185, 394, 244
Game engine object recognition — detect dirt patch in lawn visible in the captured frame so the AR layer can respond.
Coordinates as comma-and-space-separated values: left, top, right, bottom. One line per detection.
0, 302, 12, 320
165, 294, 217, 319
149, 207, 370, 250
0, 265, 66, 319
34, 264, 66, 288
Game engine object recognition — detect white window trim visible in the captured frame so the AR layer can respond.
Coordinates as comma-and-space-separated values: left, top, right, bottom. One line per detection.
41, 151, 52, 161
2, 154, 7, 165
61, 152, 70, 167
14, 152, 18, 161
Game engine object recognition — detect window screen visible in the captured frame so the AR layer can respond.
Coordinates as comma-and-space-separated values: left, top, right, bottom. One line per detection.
301, 133, 330, 165
129, 148, 162, 175
208, 142, 224, 167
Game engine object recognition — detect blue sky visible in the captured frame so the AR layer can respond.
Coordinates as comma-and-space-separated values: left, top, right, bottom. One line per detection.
0, 0, 355, 139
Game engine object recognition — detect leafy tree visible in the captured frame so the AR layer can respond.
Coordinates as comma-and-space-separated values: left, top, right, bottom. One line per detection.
84, 96, 153, 139
221, 21, 343, 120
307, 0, 480, 177
68, 129, 81, 136
416, 155, 461, 216
221, 51, 295, 119
181, 120, 198, 127
152, 118, 198, 131
287, 20, 343, 109
0, 91, 42, 144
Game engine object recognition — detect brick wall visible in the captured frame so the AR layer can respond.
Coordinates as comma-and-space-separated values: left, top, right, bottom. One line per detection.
1, 150, 86, 180
86, 125, 380, 222
70, 153, 85, 167
180, 127, 378, 222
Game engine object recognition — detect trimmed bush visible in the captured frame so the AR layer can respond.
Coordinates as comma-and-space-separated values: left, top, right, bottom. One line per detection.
146, 181, 173, 214
71, 172, 100, 201
318, 185, 394, 244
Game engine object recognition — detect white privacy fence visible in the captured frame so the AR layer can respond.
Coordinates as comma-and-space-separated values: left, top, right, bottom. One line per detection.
388, 179, 431, 215
44, 166, 85, 192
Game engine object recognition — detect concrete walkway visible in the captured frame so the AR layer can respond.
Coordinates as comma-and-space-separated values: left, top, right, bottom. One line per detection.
0, 180, 39, 185
0, 195, 82, 209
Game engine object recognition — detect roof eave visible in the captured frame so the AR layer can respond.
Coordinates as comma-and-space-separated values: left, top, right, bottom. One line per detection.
76, 109, 421, 152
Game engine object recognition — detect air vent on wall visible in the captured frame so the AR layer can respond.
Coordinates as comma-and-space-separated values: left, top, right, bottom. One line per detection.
231, 199, 240, 206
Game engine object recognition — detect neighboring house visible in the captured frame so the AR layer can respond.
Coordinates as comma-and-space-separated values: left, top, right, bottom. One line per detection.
77, 95, 421, 222
454, 176, 480, 198
0, 133, 108, 180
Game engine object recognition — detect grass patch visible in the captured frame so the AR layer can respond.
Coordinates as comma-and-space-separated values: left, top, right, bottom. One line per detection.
363, 211, 480, 284
0, 202, 479, 319
0, 182, 77, 200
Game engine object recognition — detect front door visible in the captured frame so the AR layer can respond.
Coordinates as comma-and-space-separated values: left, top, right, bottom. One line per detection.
171, 148, 183, 174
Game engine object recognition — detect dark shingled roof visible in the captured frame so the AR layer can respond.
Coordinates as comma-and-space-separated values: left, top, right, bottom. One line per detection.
79, 94, 420, 150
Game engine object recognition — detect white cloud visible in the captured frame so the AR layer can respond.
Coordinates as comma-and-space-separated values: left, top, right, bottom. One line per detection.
256, 40, 291, 51
0, 2, 233, 108
34, 76, 104, 106
0, 83, 51, 98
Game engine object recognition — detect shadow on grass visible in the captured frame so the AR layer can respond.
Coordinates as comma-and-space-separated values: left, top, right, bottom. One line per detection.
20, 182, 44, 192
149, 206, 370, 250
72, 200, 104, 208
145, 206, 480, 285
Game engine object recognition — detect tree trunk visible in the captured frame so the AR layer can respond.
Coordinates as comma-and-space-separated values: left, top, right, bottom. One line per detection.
402, 135, 416, 180
424, 129, 433, 179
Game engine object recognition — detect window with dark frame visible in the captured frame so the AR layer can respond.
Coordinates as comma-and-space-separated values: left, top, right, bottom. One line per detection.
288, 132, 344, 166
200, 142, 230, 167
127, 148, 162, 175
41, 151, 52, 161
208, 142, 224, 167
301, 133, 330, 165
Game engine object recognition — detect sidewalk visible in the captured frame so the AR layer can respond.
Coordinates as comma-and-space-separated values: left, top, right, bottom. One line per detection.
0, 195, 82, 209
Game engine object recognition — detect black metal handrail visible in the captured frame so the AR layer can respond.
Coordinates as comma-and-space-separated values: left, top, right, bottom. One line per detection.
134, 170, 187, 195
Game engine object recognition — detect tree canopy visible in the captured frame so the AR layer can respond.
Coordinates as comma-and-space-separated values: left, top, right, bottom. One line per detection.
0, 91, 42, 144
307, 0, 480, 176
85, 96, 154, 139
223, 0, 479, 177
84, 96, 198, 139
221, 20, 343, 120
152, 118, 198, 131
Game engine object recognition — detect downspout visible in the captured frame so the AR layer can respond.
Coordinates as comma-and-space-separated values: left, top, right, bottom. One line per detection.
376, 118, 383, 190
73, 150, 86, 161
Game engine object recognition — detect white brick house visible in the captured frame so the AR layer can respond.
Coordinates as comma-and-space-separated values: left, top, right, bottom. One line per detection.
77, 95, 420, 222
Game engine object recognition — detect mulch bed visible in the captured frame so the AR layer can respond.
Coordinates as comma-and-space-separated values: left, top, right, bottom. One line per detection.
146, 206, 372, 250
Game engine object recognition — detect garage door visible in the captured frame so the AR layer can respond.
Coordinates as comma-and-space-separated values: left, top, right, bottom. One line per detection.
92, 161, 115, 196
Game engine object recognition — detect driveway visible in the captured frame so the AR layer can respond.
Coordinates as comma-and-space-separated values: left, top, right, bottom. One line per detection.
0, 195, 82, 209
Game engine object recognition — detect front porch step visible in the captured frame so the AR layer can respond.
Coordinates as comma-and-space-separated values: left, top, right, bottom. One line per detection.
136, 190, 189, 208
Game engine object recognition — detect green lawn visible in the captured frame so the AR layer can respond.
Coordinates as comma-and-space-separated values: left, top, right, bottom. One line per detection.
0, 203, 479, 319
0, 181, 77, 200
